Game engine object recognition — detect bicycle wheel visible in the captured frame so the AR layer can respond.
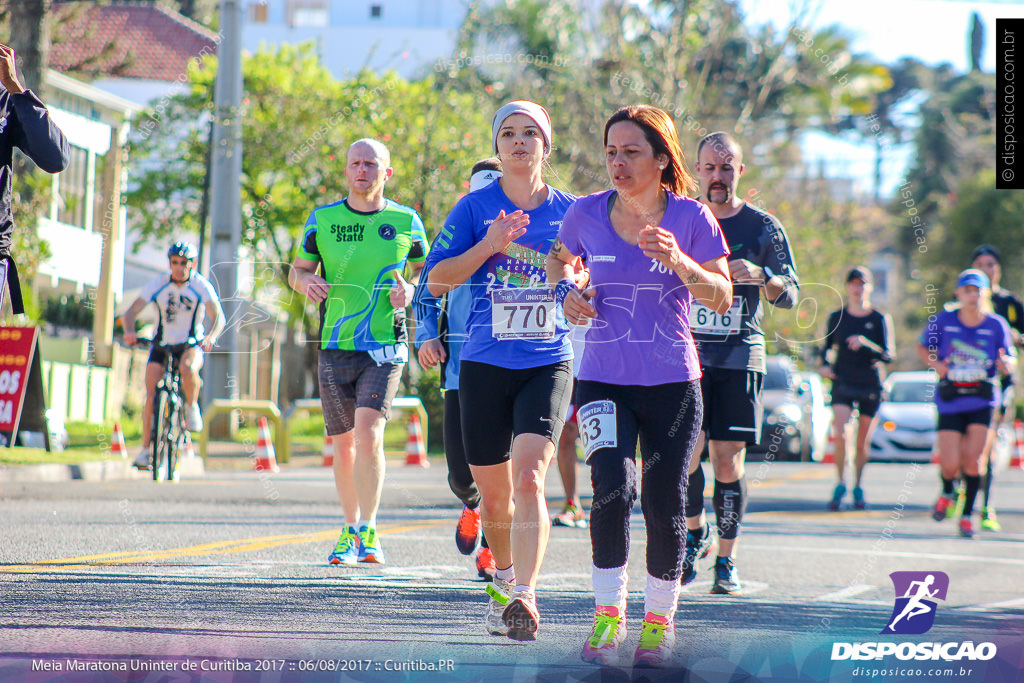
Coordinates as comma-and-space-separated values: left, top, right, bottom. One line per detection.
151, 389, 167, 482
166, 399, 183, 482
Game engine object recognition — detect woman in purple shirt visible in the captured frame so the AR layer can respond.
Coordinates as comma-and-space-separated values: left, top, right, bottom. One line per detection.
546, 105, 731, 668
916, 269, 1016, 538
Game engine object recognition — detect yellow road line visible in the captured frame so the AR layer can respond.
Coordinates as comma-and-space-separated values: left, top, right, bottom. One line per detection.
0, 520, 447, 574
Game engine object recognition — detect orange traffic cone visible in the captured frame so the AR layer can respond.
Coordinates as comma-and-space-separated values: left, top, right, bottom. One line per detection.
405, 413, 428, 467
1011, 419, 1024, 471
322, 430, 333, 467
110, 422, 127, 458
254, 417, 279, 472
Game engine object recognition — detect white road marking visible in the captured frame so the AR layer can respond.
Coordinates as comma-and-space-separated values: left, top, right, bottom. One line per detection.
740, 544, 1024, 566
813, 584, 876, 602
955, 597, 1024, 612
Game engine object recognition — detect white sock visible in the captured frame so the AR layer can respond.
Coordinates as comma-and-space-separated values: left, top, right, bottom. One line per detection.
644, 572, 681, 619
495, 565, 514, 583
592, 564, 628, 609
513, 583, 533, 596
357, 519, 375, 531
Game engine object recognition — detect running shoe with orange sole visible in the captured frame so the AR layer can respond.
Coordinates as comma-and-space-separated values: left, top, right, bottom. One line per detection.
456, 505, 482, 555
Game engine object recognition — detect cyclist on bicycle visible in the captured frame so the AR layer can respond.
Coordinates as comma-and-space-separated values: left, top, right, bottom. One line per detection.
122, 241, 224, 469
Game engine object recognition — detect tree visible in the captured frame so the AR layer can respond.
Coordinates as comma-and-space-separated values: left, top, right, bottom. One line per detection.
126, 42, 491, 337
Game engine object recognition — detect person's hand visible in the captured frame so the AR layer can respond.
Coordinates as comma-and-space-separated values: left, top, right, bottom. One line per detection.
417, 338, 446, 368
301, 271, 330, 304
996, 348, 1012, 376
484, 209, 529, 255
200, 337, 215, 353
728, 258, 766, 285
124, 331, 138, 347
846, 335, 865, 351
389, 270, 414, 308
638, 225, 685, 272
0, 44, 25, 94
931, 360, 949, 379
563, 287, 597, 325
819, 365, 834, 380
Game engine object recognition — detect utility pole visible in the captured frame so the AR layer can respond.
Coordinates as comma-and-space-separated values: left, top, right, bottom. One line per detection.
203, 0, 243, 408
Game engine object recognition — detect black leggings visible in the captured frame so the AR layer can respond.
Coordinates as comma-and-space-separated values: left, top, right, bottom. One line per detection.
444, 390, 478, 509
578, 379, 703, 581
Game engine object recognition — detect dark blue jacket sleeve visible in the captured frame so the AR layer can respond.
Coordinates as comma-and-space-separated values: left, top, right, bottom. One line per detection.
10, 90, 70, 173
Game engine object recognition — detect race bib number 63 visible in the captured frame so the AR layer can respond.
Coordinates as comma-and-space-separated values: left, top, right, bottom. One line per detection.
577, 400, 617, 462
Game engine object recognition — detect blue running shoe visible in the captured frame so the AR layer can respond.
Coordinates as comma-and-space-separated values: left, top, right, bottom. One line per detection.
828, 483, 847, 511
329, 526, 359, 565
711, 556, 742, 595
358, 526, 385, 563
852, 486, 867, 510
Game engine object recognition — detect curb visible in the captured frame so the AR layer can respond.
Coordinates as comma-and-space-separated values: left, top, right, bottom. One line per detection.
0, 456, 206, 482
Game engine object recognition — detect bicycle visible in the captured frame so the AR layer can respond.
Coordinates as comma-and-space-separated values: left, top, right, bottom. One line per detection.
138, 337, 197, 482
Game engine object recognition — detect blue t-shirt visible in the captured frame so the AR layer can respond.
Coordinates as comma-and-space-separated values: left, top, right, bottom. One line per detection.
920, 310, 1015, 414
423, 181, 574, 369
413, 271, 471, 391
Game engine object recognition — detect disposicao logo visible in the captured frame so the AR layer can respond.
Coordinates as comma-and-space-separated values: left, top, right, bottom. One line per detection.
882, 570, 948, 635
830, 571, 997, 662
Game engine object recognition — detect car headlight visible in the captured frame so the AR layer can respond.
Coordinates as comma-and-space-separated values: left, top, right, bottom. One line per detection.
768, 404, 802, 425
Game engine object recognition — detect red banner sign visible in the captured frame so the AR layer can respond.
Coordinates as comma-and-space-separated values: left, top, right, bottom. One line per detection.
0, 326, 40, 441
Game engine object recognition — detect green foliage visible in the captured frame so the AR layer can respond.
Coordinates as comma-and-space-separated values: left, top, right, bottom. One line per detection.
41, 294, 94, 330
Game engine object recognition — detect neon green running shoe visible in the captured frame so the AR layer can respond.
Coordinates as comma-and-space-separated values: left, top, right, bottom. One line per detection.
328, 526, 359, 565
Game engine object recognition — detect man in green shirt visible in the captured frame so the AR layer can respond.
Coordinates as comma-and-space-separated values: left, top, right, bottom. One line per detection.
289, 138, 428, 565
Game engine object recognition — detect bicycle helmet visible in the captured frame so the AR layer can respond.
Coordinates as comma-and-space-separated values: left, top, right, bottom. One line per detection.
167, 241, 198, 260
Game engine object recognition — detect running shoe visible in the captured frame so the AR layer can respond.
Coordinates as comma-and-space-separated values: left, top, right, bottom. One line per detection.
552, 502, 587, 528
484, 578, 513, 635
455, 505, 481, 555
581, 605, 627, 666
328, 526, 360, 565
711, 556, 742, 595
932, 494, 955, 522
680, 522, 714, 586
852, 486, 867, 510
949, 487, 965, 519
476, 547, 496, 581
827, 482, 847, 511
357, 526, 384, 563
133, 447, 151, 471
184, 402, 203, 432
633, 611, 675, 668
980, 507, 1001, 532
503, 588, 540, 641
959, 517, 975, 539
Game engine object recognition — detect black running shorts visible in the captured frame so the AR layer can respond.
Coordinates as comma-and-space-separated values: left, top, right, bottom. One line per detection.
936, 407, 993, 434
700, 366, 763, 445
459, 359, 573, 467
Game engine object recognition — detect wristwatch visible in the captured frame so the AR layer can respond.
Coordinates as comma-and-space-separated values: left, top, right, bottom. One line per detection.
762, 265, 775, 286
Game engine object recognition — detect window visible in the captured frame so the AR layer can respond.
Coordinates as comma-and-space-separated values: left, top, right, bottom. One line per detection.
56, 144, 90, 230
370, 4, 382, 18
248, 2, 268, 23
288, 1, 328, 27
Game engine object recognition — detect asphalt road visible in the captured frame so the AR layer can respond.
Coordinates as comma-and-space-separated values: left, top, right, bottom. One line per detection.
1, 457, 1023, 683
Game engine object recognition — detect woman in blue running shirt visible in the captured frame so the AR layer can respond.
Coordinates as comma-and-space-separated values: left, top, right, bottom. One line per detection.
426, 101, 575, 642
917, 269, 1015, 539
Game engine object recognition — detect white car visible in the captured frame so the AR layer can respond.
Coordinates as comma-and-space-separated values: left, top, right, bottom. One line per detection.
869, 371, 1016, 465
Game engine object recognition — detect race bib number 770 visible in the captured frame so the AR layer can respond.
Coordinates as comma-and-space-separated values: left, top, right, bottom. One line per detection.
491, 288, 556, 340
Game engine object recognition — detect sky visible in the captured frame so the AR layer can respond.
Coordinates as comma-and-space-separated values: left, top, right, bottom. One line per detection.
737, 0, 1024, 197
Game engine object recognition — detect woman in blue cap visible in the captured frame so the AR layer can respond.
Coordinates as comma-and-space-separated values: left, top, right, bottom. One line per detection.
917, 269, 1016, 538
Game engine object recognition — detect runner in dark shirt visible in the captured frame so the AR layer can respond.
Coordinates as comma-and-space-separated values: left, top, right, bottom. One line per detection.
819, 266, 895, 510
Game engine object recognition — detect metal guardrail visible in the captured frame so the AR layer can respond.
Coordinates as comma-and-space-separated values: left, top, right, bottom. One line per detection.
283, 396, 428, 461
197, 399, 285, 463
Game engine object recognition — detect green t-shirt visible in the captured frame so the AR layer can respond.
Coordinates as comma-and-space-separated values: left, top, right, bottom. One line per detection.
298, 198, 428, 351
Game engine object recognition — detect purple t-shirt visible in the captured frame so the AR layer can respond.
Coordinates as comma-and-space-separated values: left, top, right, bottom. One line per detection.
920, 310, 1015, 414
558, 190, 729, 386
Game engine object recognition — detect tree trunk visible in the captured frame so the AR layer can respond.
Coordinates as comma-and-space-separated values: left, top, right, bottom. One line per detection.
10, 0, 52, 98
